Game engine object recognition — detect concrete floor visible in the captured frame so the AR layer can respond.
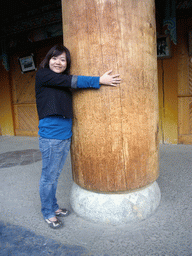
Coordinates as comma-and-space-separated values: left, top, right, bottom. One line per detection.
0, 136, 191, 256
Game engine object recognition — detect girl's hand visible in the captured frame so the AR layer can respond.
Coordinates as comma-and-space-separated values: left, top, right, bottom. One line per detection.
99, 70, 121, 86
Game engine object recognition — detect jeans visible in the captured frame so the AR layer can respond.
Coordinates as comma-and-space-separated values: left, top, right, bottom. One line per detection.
39, 136, 71, 219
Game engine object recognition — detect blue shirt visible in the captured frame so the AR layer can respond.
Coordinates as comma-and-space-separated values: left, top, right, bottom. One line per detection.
38, 75, 100, 140
39, 116, 72, 140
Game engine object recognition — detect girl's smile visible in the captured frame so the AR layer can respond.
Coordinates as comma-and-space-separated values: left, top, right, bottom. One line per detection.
49, 53, 67, 73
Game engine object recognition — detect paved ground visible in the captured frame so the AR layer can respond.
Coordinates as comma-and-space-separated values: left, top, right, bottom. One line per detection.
0, 136, 191, 256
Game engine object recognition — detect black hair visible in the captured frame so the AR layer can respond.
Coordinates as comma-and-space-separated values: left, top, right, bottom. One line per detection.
39, 44, 71, 75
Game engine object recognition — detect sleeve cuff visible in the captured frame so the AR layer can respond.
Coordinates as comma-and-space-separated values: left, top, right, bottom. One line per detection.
71, 75, 78, 89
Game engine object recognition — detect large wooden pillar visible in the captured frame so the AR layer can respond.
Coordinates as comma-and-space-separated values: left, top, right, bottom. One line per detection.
62, 0, 160, 224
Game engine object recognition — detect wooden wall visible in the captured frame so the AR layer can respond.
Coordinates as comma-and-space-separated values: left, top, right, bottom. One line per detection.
11, 52, 38, 136
177, 17, 192, 144
157, 42, 178, 144
0, 62, 14, 136
1, 17, 192, 145
157, 17, 192, 144
0, 36, 63, 136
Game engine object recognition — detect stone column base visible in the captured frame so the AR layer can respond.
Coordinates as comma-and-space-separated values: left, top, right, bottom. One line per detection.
70, 181, 161, 225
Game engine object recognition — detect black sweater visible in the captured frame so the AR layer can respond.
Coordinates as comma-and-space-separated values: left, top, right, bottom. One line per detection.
35, 68, 78, 120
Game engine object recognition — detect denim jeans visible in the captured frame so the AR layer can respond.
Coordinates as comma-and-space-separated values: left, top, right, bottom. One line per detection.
39, 136, 71, 219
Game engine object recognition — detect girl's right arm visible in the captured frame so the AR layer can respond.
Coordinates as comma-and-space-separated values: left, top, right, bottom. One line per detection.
36, 68, 121, 89
36, 68, 73, 88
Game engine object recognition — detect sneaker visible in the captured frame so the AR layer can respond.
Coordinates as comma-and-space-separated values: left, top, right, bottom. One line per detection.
45, 217, 63, 229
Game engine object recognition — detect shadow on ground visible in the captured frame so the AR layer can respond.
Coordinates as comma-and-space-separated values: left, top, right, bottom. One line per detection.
0, 149, 41, 168
0, 221, 91, 256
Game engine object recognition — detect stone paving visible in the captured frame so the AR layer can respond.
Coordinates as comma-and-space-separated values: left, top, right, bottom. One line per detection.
0, 136, 191, 256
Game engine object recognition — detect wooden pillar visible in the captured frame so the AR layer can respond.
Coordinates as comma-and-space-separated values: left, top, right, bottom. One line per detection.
62, 0, 159, 193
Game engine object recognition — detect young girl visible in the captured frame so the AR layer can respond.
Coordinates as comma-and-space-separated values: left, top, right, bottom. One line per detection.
35, 44, 121, 229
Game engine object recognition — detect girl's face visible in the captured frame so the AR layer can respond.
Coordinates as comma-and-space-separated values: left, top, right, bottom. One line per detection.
49, 52, 67, 73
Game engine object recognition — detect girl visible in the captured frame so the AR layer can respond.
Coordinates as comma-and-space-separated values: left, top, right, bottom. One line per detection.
35, 44, 121, 229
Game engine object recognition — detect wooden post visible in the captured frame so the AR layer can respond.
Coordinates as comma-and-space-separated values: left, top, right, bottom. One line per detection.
62, 0, 159, 194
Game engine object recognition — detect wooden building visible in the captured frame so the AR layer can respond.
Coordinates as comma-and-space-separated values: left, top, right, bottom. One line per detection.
0, 0, 192, 145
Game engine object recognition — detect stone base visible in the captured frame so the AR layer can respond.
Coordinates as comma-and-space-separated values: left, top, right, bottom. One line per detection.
70, 182, 161, 225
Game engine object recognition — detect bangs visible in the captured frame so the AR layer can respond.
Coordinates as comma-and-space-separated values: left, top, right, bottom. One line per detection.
51, 49, 65, 58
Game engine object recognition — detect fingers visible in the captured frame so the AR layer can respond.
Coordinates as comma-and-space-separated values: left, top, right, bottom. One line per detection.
109, 79, 121, 87
107, 71, 121, 85
111, 76, 121, 85
112, 77, 121, 82
107, 72, 121, 82
104, 70, 121, 79
105, 70, 113, 75
112, 74, 120, 78
100, 70, 121, 86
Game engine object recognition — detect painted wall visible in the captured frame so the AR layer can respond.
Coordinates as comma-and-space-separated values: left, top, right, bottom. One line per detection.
0, 62, 14, 136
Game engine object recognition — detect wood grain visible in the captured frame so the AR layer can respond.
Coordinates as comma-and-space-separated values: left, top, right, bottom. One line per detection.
62, 0, 159, 192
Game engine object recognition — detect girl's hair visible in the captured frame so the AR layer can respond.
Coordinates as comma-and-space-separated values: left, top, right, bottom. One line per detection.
39, 44, 71, 75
